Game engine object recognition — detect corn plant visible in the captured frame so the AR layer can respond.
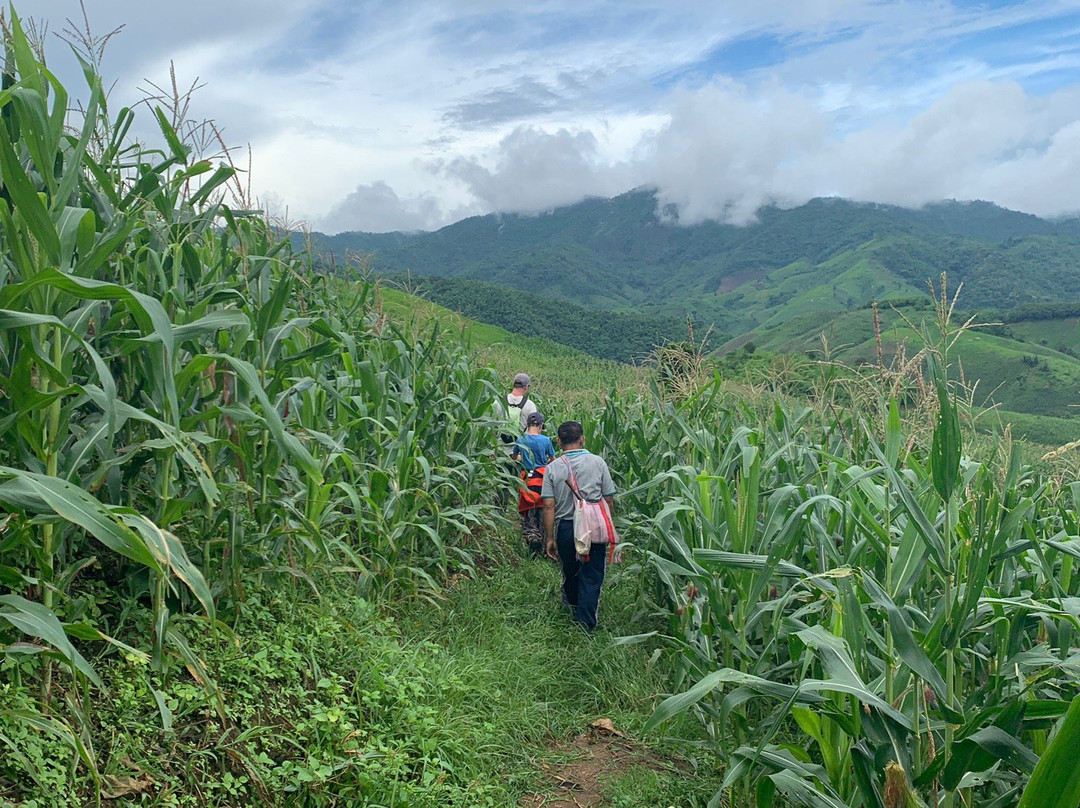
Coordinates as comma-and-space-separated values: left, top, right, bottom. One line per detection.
0, 16, 506, 797
605, 346, 1080, 805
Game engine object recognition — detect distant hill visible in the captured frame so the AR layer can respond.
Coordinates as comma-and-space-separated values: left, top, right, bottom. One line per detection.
304, 190, 1080, 439
305, 190, 1080, 332
377, 274, 693, 364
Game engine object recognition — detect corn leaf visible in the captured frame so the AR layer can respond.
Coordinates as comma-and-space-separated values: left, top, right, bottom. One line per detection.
1018, 694, 1080, 808
0, 595, 103, 688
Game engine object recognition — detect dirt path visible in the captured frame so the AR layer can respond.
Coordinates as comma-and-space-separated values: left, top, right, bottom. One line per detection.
520, 719, 687, 807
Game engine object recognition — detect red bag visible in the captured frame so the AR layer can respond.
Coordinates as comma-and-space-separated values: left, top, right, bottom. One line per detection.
517, 465, 546, 514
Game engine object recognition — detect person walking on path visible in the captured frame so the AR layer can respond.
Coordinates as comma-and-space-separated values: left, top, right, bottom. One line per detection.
512, 411, 556, 556
495, 373, 539, 508
498, 373, 538, 446
541, 421, 616, 631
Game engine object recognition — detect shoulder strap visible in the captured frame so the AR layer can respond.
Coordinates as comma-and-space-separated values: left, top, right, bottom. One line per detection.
562, 455, 583, 498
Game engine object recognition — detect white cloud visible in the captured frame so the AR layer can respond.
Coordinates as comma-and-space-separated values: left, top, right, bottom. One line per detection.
442, 125, 638, 213
26, 0, 1080, 231
318, 181, 446, 233
638, 80, 831, 224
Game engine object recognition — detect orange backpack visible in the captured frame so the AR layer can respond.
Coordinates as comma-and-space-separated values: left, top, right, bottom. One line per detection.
517, 465, 546, 514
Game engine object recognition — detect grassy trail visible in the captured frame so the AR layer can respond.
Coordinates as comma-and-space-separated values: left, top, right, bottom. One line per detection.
394, 538, 720, 807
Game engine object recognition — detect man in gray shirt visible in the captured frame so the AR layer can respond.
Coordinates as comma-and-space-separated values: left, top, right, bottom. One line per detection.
541, 421, 616, 630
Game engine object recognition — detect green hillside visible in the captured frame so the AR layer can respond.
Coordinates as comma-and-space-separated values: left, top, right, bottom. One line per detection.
374, 284, 648, 412
377, 274, 691, 363
307, 191, 1080, 333
750, 302, 1080, 444
305, 191, 1080, 440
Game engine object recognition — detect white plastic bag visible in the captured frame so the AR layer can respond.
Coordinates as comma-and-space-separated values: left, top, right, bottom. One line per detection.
572, 497, 617, 558
563, 457, 619, 561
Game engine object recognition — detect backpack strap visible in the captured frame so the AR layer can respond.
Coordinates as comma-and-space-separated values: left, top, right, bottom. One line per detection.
562, 455, 583, 499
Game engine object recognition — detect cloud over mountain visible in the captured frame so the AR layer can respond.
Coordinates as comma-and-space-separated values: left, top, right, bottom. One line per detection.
32, 0, 1080, 232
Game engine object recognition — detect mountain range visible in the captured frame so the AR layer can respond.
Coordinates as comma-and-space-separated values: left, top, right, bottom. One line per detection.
304, 190, 1080, 444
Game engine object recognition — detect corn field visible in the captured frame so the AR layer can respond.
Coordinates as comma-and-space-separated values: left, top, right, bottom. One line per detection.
0, 14, 505, 797
598, 349, 1080, 805
6, 8, 1080, 807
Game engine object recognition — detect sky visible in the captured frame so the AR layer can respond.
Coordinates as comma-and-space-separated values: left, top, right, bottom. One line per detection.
27, 0, 1080, 233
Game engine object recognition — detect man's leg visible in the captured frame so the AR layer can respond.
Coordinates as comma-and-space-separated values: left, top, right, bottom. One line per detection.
555, 519, 579, 609
575, 546, 607, 630
522, 508, 544, 556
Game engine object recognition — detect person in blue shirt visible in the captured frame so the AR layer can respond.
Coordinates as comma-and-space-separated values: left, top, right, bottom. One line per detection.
512, 411, 556, 555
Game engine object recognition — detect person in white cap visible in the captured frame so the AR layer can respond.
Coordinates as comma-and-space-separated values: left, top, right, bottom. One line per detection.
494, 373, 539, 507
498, 372, 538, 449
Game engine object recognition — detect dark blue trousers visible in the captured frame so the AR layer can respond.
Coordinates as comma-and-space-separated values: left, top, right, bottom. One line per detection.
556, 519, 607, 630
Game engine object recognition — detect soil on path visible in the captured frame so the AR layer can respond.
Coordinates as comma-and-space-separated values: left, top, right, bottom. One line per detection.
519, 718, 686, 808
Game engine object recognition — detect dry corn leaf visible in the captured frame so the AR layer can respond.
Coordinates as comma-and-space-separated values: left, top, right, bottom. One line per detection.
589, 718, 626, 738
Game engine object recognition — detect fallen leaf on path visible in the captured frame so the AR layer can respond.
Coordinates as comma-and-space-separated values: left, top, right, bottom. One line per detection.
102, 774, 154, 799
589, 717, 626, 738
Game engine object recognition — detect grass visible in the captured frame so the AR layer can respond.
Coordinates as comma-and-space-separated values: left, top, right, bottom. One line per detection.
6, 578, 450, 806
1009, 316, 1080, 352
395, 550, 723, 805
3, 546, 721, 807
375, 282, 649, 415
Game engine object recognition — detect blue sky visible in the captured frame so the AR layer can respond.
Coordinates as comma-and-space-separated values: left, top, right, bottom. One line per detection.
30, 0, 1080, 231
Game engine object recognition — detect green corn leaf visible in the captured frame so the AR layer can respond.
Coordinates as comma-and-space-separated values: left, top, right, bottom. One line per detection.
877, 459, 947, 568
646, 668, 823, 732
944, 703, 1030, 790
121, 515, 215, 621
757, 777, 776, 808
80, 388, 216, 505
1018, 694, 1080, 808
0, 595, 103, 688
727, 745, 829, 787
53, 55, 100, 214
171, 310, 250, 342
11, 87, 59, 198
9, 11, 45, 97
768, 770, 850, 808
218, 355, 321, 480
56, 206, 96, 269
0, 106, 61, 260
795, 626, 912, 728
928, 354, 961, 503
0, 268, 175, 358
850, 741, 886, 808
0, 468, 160, 571
693, 549, 810, 578
188, 163, 235, 206
256, 272, 294, 342
890, 519, 930, 599
154, 107, 190, 163
884, 398, 902, 468
860, 573, 950, 709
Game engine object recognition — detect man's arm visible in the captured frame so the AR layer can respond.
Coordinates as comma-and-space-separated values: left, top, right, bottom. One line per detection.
603, 495, 614, 515
543, 499, 557, 559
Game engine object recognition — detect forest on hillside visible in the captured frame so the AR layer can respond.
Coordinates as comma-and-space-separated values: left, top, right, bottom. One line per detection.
376, 273, 693, 363
305, 192, 1080, 321
304, 195, 1080, 440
